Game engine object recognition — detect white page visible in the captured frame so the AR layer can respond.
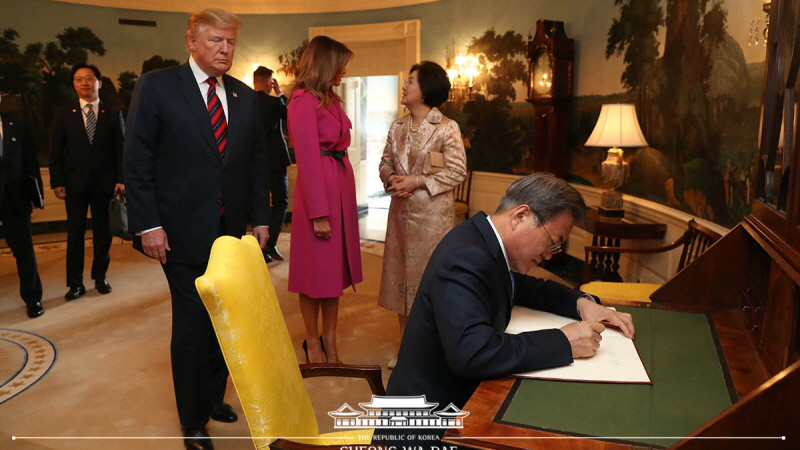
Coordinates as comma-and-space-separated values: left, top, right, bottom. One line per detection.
505, 306, 651, 384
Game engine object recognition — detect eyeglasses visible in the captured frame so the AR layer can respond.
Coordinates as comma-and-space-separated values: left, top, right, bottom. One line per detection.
74, 76, 96, 83
541, 224, 563, 254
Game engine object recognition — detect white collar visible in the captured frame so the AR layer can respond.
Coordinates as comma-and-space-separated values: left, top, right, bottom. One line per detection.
486, 215, 510, 271
189, 56, 224, 89
79, 97, 100, 110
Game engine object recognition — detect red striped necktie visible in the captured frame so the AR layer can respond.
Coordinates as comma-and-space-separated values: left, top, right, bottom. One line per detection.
206, 77, 227, 160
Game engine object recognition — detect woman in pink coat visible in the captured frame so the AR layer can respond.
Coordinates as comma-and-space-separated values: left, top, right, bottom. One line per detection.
287, 36, 362, 364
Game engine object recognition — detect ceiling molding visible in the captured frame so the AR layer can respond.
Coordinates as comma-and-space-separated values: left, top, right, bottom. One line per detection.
46, 0, 442, 14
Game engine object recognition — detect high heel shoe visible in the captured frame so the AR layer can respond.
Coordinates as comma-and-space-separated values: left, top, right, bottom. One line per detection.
302, 338, 327, 364
320, 336, 343, 364
319, 336, 327, 360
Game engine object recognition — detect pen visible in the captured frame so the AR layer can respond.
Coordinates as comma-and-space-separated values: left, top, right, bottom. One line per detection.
599, 320, 622, 331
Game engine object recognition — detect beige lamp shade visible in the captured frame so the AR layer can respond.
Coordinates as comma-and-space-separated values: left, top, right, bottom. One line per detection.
585, 103, 648, 148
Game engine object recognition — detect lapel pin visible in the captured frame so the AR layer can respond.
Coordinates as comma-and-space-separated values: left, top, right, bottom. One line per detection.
232, 92, 238, 98
12, 137, 16, 142
72, 109, 77, 113
101, 110, 105, 113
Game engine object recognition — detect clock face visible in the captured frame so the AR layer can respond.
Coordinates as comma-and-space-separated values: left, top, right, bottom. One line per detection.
531, 50, 553, 96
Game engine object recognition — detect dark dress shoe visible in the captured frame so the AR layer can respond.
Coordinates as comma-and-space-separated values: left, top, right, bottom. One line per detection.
26, 301, 45, 319
263, 251, 274, 263
210, 402, 238, 423
182, 427, 213, 450
95, 280, 112, 294
65, 285, 85, 301
267, 246, 285, 261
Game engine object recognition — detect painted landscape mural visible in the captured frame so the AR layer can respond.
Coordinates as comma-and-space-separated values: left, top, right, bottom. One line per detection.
435, 0, 762, 227
0, 0, 767, 228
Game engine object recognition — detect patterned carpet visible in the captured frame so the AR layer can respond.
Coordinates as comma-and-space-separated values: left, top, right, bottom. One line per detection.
0, 329, 57, 405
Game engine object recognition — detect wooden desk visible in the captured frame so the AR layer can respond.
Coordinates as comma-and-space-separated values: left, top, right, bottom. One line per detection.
577, 208, 666, 282
442, 301, 765, 450
442, 218, 800, 450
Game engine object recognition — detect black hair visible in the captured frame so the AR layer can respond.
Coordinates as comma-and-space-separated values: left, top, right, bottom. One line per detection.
71, 63, 101, 80
409, 61, 451, 108
253, 66, 274, 79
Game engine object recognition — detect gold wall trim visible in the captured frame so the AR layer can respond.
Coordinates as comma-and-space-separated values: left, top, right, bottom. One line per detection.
46, 0, 442, 14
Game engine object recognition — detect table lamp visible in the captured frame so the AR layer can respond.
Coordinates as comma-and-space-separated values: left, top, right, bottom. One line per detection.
585, 103, 648, 218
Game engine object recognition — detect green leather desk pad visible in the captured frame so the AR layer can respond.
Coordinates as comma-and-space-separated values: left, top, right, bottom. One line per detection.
499, 307, 736, 448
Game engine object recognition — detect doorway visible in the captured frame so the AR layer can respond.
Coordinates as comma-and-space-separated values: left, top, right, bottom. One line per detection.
338, 75, 400, 240
310, 20, 420, 240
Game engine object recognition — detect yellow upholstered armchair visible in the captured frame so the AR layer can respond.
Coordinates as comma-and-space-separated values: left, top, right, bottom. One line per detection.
580, 219, 722, 302
195, 235, 385, 450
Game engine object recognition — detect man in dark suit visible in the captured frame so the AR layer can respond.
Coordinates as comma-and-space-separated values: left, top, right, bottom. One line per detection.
372, 173, 635, 450
253, 66, 291, 262
49, 64, 124, 300
0, 93, 44, 318
124, 8, 269, 450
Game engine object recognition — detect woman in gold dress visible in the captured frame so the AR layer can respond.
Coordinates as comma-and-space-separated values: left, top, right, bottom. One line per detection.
377, 61, 467, 368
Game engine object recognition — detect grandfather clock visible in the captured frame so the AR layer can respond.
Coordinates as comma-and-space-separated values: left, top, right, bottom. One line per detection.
526, 19, 574, 178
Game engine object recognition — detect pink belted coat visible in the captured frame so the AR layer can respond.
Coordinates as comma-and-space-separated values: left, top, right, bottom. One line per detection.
287, 89, 363, 298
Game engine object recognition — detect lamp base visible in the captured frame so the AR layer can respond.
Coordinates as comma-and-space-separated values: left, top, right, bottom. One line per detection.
598, 206, 625, 218
599, 190, 625, 218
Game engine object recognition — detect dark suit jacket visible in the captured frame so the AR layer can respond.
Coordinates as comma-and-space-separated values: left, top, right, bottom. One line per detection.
124, 62, 270, 265
1, 113, 43, 217
256, 91, 291, 167
49, 100, 124, 193
386, 211, 585, 410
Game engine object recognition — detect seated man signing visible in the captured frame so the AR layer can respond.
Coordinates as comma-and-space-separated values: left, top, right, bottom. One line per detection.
372, 172, 634, 450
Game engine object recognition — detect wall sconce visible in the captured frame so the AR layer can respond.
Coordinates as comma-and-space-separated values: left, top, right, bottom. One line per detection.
445, 47, 481, 105
749, 1, 771, 46
585, 103, 648, 217
242, 63, 263, 88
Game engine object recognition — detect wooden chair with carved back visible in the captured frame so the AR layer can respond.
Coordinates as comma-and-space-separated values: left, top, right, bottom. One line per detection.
580, 219, 722, 302
453, 171, 472, 222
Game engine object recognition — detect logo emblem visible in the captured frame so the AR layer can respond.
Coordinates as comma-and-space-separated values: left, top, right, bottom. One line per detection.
328, 395, 469, 429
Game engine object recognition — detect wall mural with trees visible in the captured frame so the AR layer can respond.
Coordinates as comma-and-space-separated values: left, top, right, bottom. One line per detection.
0, 0, 763, 229
0, 26, 176, 164
0, 27, 110, 160
431, 0, 760, 227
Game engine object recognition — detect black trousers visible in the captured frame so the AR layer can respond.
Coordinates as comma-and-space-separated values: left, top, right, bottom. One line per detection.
0, 191, 42, 306
65, 184, 112, 287
163, 215, 229, 428
162, 261, 228, 428
266, 165, 288, 248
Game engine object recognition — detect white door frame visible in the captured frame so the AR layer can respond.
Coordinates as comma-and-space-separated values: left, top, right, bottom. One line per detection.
309, 20, 420, 207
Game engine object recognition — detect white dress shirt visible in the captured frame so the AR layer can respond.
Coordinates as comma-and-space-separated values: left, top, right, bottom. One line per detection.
78, 97, 100, 128
189, 56, 229, 120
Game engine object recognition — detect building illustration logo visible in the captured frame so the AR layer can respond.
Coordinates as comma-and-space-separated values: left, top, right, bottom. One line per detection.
328, 395, 469, 429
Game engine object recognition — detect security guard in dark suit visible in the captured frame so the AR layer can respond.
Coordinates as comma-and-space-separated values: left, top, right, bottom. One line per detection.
49, 64, 124, 300
253, 66, 292, 262
0, 93, 44, 318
